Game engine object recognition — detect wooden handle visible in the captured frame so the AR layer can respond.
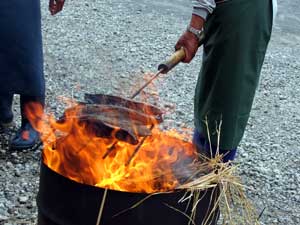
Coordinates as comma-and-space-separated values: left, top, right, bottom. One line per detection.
158, 48, 186, 74
157, 30, 205, 74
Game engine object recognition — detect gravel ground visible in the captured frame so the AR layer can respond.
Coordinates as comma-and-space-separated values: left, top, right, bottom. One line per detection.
0, 0, 299, 224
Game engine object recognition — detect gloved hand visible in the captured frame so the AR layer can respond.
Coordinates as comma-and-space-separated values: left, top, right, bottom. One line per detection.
175, 14, 205, 63
49, 0, 65, 15
175, 31, 199, 63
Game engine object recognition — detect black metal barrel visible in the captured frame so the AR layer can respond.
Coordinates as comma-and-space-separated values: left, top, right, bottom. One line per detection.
37, 163, 202, 225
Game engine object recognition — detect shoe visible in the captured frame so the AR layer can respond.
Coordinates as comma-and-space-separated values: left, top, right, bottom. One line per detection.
9, 122, 41, 151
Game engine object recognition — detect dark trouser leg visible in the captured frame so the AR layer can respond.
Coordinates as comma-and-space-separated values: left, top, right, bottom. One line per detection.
20, 95, 45, 126
0, 93, 14, 124
194, 0, 273, 150
193, 130, 237, 163
9, 95, 44, 150
192, 0, 273, 223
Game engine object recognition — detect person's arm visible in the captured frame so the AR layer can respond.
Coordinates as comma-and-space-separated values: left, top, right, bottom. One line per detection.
192, 0, 216, 21
49, 0, 65, 15
175, 0, 216, 63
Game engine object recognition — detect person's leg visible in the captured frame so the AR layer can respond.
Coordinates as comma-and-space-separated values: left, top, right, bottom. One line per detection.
193, 0, 273, 224
194, 0, 274, 150
20, 95, 45, 125
0, 93, 14, 130
9, 95, 44, 150
193, 130, 237, 162
8, 0, 45, 150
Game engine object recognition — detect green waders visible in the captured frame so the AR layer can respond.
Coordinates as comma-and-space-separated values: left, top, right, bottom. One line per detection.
194, 0, 273, 150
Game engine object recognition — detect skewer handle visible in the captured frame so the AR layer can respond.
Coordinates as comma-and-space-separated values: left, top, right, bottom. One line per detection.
158, 48, 186, 74
158, 30, 205, 74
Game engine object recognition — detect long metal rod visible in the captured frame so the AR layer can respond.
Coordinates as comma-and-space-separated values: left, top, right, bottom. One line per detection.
102, 140, 118, 159
102, 69, 164, 160
102, 47, 189, 162
130, 69, 164, 99
125, 124, 154, 166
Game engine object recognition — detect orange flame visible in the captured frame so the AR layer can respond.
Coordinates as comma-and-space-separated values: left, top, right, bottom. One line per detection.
25, 101, 198, 193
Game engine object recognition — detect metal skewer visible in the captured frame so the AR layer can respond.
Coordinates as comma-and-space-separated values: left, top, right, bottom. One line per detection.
102, 48, 187, 162
102, 29, 207, 164
130, 68, 164, 99
102, 69, 163, 159
102, 70, 164, 160
125, 124, 155, 166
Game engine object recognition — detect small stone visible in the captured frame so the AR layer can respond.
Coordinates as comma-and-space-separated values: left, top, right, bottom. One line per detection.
6, 162, 13, 169
14, 169, 21, 177
18, 196, 29, 204
279, 95, 287, 100
0, 214, 8, 220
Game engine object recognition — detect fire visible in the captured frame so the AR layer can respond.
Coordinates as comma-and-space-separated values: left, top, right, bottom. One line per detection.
25, 101, 198, 193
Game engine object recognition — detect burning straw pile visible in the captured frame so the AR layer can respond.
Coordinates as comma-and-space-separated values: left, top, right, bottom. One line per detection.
26, 94, 260, 225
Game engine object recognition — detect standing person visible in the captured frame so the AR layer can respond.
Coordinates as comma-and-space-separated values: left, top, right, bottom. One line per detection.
175, 0, 277, 223
0, 0, 65, 150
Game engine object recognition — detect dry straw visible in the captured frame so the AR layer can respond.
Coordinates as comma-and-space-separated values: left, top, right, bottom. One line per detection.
176, 119, 260, 225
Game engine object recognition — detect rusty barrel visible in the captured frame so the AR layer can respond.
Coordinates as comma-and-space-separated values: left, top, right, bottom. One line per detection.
37, 163, 201, 225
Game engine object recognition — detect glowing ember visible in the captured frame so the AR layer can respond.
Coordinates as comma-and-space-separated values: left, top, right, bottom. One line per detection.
25, 101, 199, 193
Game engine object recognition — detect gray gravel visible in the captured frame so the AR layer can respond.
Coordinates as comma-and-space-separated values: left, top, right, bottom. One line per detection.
0, 0, 299, 224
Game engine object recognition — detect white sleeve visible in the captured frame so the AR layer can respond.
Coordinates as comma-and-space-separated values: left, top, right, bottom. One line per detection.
192, 0, 216, 20
272, 0, 278, 23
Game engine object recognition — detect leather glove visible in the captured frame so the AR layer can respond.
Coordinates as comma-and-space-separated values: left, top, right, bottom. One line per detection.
175, 14, 205, 63
175, 31, 199, 63
49, 0, 65, 15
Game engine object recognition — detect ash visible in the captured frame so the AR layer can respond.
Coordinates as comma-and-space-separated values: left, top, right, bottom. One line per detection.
0, 0, 299, 224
